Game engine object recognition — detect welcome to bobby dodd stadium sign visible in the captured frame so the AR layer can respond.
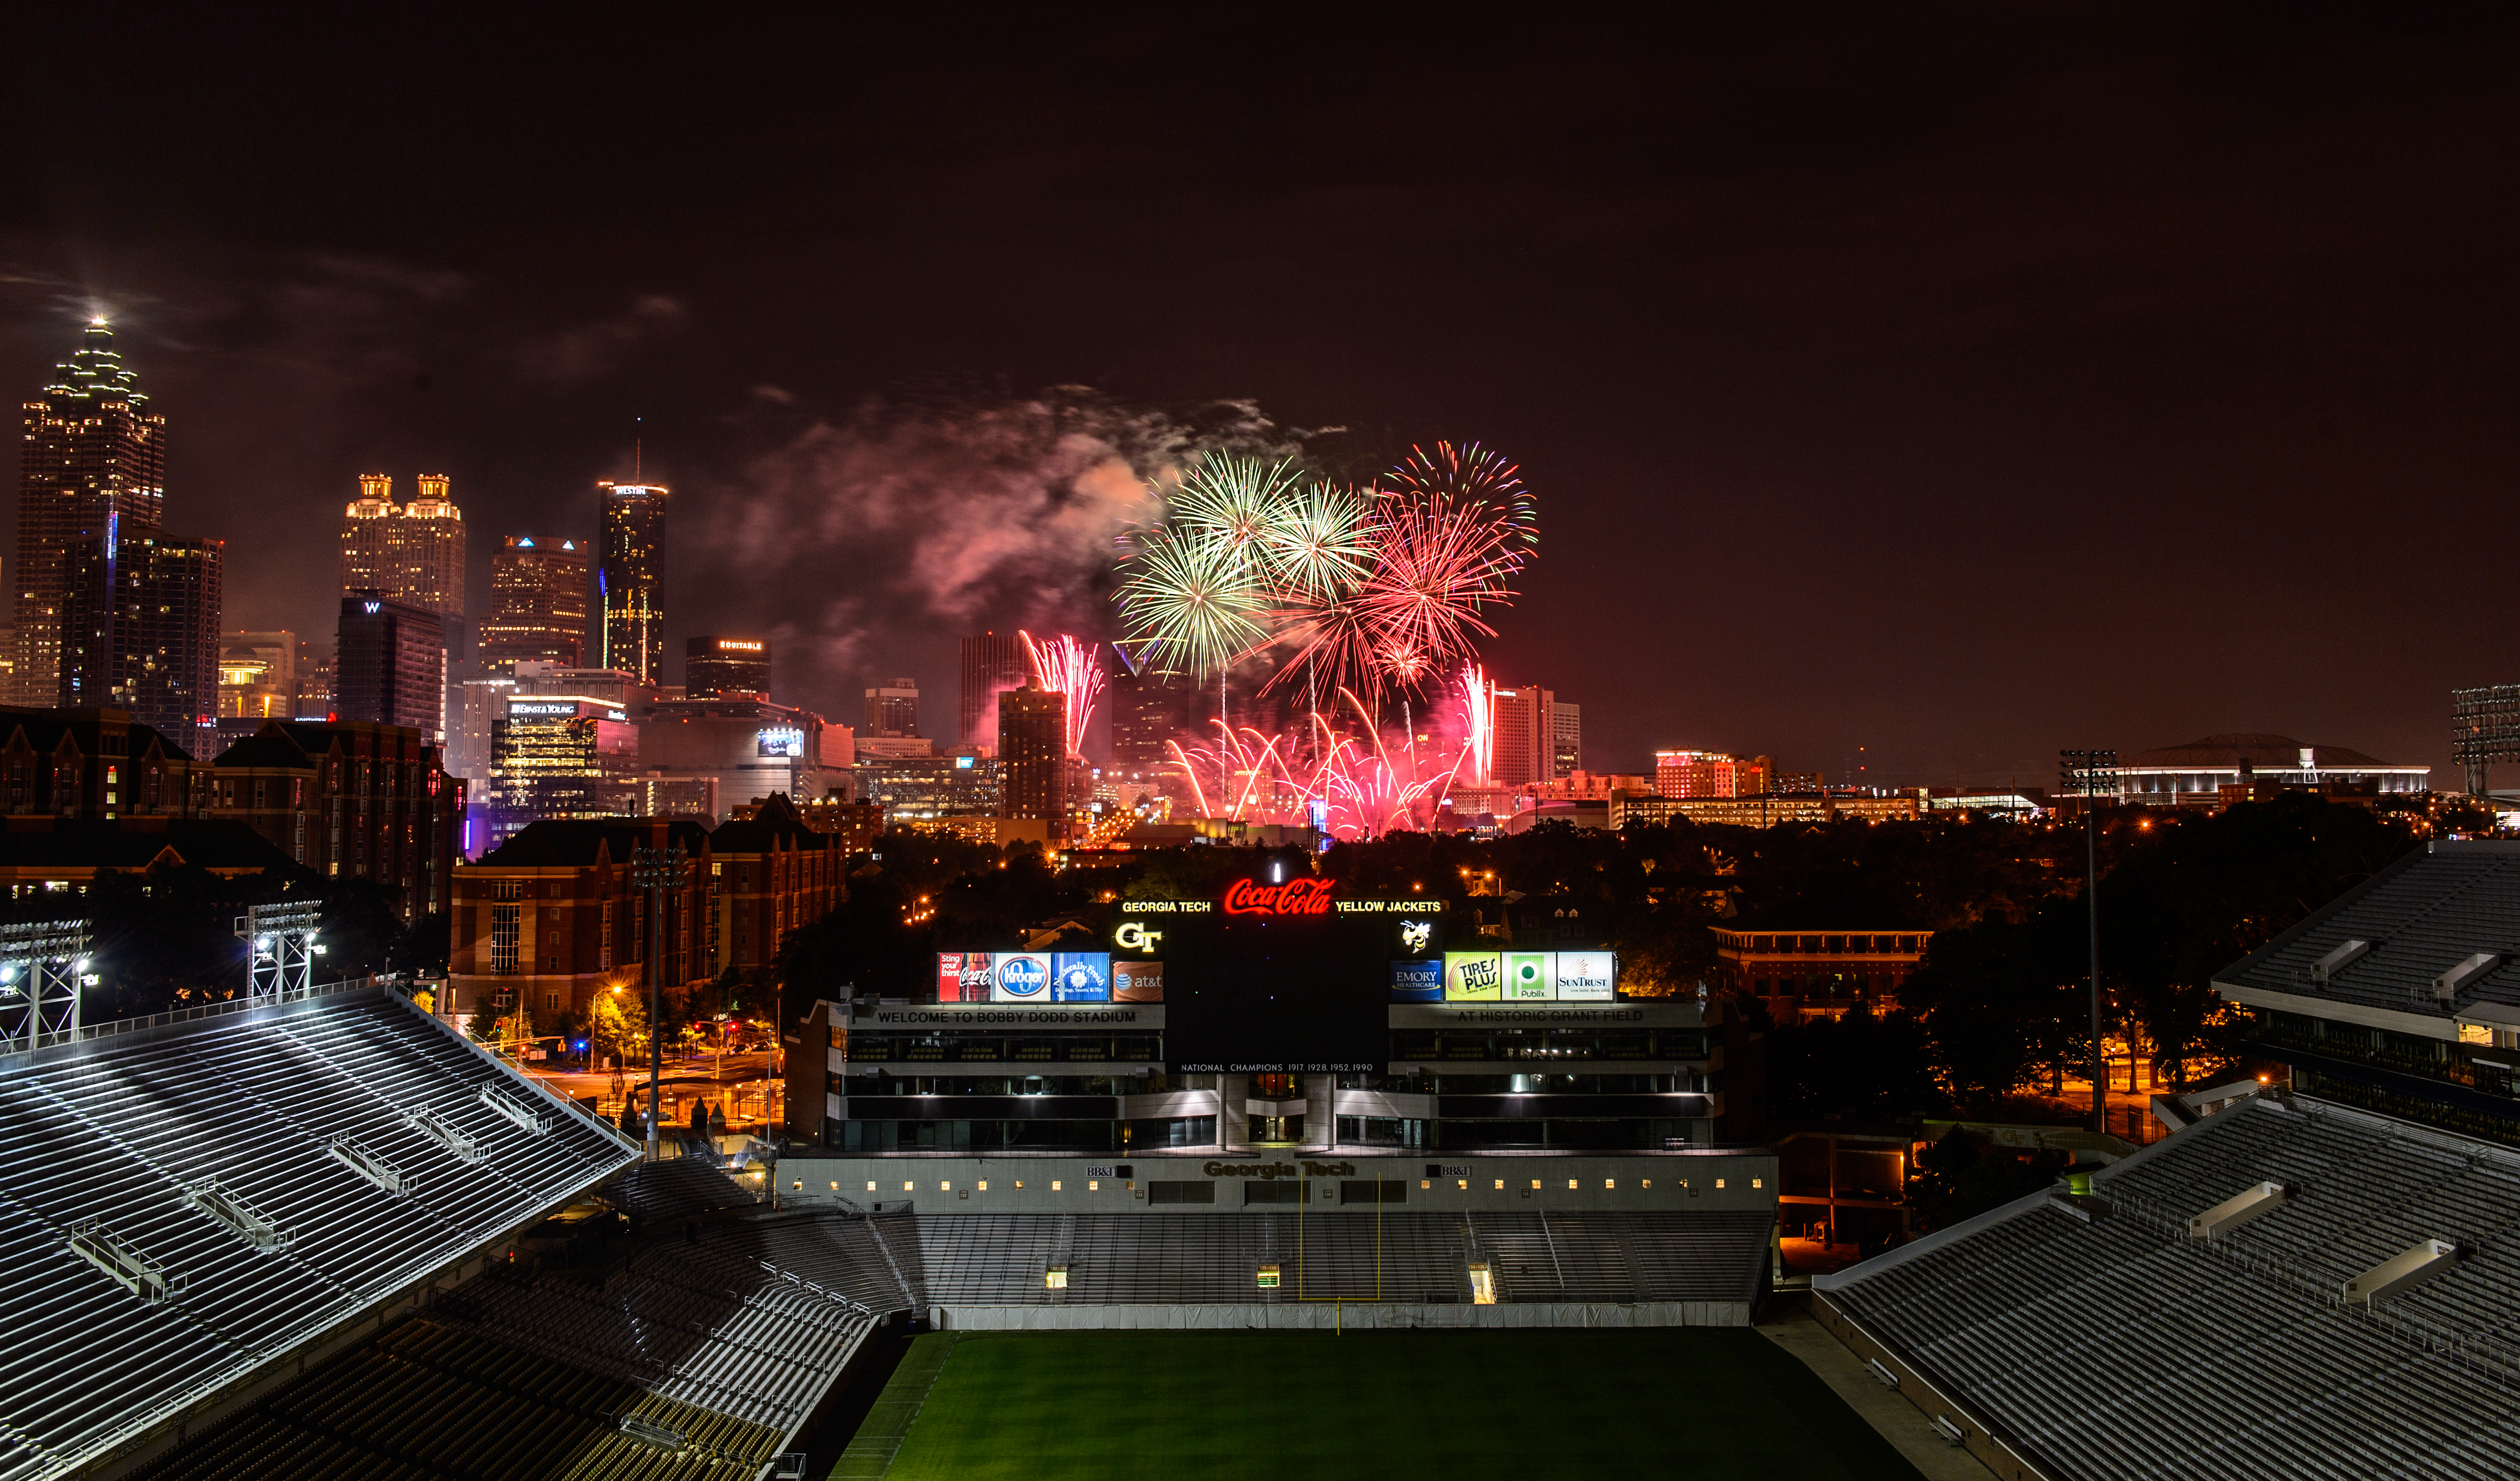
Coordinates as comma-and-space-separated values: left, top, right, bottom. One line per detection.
873, 1008, 1151, 1025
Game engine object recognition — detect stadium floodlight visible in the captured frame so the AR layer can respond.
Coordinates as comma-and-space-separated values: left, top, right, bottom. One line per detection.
2060, 749, 2118, 1135
255, 936, 271, 950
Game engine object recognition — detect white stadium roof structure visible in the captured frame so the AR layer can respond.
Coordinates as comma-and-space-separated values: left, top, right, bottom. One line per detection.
0, 980, 639, 1481
1816, 1091, 2520, 1481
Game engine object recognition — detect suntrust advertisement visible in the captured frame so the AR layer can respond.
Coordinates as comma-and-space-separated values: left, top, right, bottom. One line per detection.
1437, 950, 1618, 1002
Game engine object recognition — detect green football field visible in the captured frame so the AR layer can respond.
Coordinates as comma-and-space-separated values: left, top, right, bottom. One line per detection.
844, 1328, 1923, 1480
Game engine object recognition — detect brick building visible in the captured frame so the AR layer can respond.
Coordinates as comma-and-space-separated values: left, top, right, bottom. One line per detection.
0, 707, 209, 819
446, 802, 847, 1026
205, 719, 465, 921
709, 793, 846, 973
448, 818, 714, 1026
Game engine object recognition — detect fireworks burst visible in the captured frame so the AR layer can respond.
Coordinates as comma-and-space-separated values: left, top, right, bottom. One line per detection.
1355, 485, 1518, 690
1459, 662, 1493, 786
1113, 524, 1268, 680
1169, 451, 1306, 559
1021, 631, 1105, 754
1258, 477, 1372, 596
1390, 440, 1538, 559
1161, 694, 1469, 839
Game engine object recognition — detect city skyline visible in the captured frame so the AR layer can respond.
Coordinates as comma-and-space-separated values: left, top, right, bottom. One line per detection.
4, 12, 2512, 791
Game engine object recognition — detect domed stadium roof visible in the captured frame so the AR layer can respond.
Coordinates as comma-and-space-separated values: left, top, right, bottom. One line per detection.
2127, 733, 2393, 768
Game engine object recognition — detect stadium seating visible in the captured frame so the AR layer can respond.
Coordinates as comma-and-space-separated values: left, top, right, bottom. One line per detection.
0, 983, 637, 1481
137, 1204, 885, 1481
1819, 1095, 2520, 1481
902, 1209, 1772, 1307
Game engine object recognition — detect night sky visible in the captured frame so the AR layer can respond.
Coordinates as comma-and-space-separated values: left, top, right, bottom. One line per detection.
4, 8, 2515, 788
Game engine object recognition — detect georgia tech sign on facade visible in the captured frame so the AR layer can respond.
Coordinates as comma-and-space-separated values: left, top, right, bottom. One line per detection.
1201, 1160, 1358, 1180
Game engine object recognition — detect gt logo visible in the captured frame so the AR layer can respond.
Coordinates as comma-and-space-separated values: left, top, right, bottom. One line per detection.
1399, 920, 1432, 953
1114, 922, 1164, 952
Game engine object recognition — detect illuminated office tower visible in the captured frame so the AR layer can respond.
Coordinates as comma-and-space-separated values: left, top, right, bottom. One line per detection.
1490, 682, 1555, 787
339, 473, 466, 654
337, 594, 447, 741
295, 637, 335, 719
997, 678, 1068, 833
1551, 701, 1582, 780
865, 676, 918, 736
685, 635, 769, 699
218, 630, 299, 721
60, 529, 223, 749
480, 534, 588, 670
595, 480, 667, 684
1109, 667, 1193, 764
14, 321, 167, 706
958, 630, 1027, 747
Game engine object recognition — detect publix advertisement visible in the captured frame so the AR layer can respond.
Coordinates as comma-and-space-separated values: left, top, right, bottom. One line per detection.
1423, 950, 1618, 1002
937, 951, 1152, 1003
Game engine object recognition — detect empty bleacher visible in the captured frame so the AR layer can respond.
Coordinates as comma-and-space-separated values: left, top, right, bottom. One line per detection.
903, 1209, 1771, 1307
0, 983, 638, 1481
139, 1202, 890, 1481
1820, 1094, 2520, 1481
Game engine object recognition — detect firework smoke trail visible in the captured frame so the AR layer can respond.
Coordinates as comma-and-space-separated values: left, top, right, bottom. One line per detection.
1021, 631, 1106, 754
1460, 662, 1493, 785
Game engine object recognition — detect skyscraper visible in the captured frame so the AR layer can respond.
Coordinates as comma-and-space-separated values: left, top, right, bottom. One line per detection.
1490, 682, 1554, 787
337, 594, 447, 741
339, 473, 466, 653
998, 678, 1068, 833
595, 480, 667, 683
217, 630, 298, 721
1109, 667, 1194, 764
1551, 701, 1582, 780
959, 630, 1027, 748
60, 529, 223, 747
295, 636, 335, 719
865, 677, 918, 736
479, 534, 588, 670
14, 321, 167, 706
685, 636, 769, 699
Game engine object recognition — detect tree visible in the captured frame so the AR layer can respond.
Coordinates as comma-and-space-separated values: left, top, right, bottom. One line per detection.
1908, 1129, 2071, 1231
587, 984, 649, 1067
1762, 1005, 1947, 1123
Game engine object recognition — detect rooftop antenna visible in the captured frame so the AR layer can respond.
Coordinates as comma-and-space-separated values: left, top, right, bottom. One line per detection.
634, 416, 642, 482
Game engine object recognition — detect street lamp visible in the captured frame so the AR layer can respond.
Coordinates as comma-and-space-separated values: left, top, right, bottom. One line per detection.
2060, 749, 2118, 1134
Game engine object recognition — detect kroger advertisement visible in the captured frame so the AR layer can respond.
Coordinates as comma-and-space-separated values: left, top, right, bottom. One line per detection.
938, 951, 1153, 1004
1414, 950, 1617, 1002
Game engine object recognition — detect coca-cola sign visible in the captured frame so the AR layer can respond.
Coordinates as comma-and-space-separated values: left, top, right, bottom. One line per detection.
1221, 877, 1335, 916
